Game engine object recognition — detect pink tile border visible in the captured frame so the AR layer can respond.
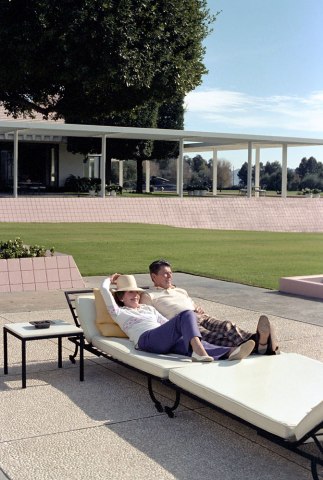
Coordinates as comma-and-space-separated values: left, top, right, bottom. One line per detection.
9, 270, 22, 285
0, 284, 10, 292
44, 256, 57, 269
0, 271, 9, 285
0, 260, 8, 272
23, 283, 36, 292
0, 197, 323, 231
0, 254, 84, 292
34, 269, 47, 283
7, 259, 20, 272
20, 258, 33, 271
21, 270, 35, 284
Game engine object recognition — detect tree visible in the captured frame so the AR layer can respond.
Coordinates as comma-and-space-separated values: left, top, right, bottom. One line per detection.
0, 1, 216, 191
296, 157, 319, 179
0, 1, 215, 120
151, 94, 185, 164
185, 154, 211, 189
237, 162, 249, 187
68, 100, 159, 192
217, 160, 232, 191
264, 161, 281, 175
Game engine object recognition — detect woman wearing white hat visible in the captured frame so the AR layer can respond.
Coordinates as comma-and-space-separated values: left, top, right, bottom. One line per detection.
100, 274, 254, 362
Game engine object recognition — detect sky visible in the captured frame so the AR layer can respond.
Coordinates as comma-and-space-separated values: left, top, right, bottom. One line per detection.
184, 0, 323, 169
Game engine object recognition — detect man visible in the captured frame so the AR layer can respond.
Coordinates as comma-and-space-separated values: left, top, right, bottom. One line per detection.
140, 259, 278, 355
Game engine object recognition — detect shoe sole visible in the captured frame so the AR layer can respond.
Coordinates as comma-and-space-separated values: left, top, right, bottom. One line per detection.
228, 340, 255, 361
192, 357, 214, 362
257, 315, 279, 354
257, 315, 270, 353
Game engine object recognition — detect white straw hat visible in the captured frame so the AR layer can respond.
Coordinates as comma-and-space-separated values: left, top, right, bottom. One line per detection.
111, 275, 144, 293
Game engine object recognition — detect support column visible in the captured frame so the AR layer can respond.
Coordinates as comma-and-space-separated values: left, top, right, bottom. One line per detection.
13, 130, 19, 198
178, 139, 184, 197
100, 135, 107, 198
281, 144, 288, 198
254, 147, 260, 198
145, 160, 150, 193
212, 149, 218, 196
176, 157, 180, 194
118, 160, 124, 188
247, 142, 253, 198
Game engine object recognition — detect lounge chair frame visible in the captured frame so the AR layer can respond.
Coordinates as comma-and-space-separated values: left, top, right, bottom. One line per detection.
64, 289, 323, 480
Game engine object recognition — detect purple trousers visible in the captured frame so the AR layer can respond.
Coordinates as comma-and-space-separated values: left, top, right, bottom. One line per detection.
137, 310, 231, 360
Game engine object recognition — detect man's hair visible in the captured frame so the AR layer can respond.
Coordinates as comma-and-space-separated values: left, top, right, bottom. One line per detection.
149, 259, 171, 275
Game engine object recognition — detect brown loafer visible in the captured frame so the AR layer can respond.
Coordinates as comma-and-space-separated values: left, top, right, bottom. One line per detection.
256, 315, 279, 355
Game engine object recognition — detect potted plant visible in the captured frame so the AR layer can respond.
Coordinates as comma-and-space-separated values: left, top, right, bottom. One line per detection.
312, 188, 321, 198
199, 186, 209, 196
185, 185, 195, 196
106, 184, 121, 196
88, 178, 101, 196
302, 188, 313, 198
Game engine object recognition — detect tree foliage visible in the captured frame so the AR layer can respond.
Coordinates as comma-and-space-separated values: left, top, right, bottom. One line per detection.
0, 0, 215, 121
295, 157, 322, 179
237, 156, 323, 191
0, 0, 216, 191
216, 159, 232, 190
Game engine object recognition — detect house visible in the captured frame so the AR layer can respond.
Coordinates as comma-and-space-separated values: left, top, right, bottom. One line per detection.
1, 109, 323, 198
0, 108, 96, 192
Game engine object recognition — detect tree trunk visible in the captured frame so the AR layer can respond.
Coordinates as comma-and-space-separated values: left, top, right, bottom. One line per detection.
136, 159, 144, 193
105, 155, 112, 185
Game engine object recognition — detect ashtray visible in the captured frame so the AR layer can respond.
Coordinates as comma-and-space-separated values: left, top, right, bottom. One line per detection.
29, 321, 51, 329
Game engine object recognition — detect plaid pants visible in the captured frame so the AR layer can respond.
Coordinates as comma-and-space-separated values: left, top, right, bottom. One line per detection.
197, 313, 253, 347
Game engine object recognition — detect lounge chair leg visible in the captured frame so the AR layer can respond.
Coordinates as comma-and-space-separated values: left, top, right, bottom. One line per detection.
69, 344, 79, 364
147, 377, 164, 413
313, 435, 323, 455
311, 458, 322, 480
164, 390, 181, 418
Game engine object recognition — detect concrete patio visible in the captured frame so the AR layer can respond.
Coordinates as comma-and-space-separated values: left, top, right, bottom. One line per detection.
0, 273, 322, 480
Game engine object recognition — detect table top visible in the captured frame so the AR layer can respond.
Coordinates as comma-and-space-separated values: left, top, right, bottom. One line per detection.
4, 321, 83, 338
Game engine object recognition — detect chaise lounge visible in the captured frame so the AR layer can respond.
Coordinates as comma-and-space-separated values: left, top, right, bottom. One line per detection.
65, 289, 323, 480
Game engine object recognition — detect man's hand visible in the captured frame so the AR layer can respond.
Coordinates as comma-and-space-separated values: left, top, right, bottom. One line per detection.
194, 305, 205, 314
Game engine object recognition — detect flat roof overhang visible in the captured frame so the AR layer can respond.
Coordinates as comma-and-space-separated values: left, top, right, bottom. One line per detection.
0, 120, 323, 151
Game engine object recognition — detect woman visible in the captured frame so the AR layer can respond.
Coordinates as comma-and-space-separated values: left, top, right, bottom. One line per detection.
100, 274, 255, 362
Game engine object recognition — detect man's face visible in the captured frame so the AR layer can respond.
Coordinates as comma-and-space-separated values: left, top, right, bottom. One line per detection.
151, 265, 173, 289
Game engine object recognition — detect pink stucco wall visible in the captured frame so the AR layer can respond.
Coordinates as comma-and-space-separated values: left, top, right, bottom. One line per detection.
0, 196, 323, 232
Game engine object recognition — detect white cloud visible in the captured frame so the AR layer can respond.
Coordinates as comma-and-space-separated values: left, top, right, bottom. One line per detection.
185, 88, 323, 135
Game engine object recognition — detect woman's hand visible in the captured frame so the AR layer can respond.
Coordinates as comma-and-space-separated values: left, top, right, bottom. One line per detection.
110, 273, 121, 284
194, 305, 205, 314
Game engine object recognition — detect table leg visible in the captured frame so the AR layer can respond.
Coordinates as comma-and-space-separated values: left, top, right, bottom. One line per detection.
3, 328, 8, 375
79, 335, 84, 382
22, 340, 26, 389
58, 337, 62, 368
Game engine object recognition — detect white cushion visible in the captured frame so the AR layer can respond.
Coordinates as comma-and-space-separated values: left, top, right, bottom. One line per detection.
75, 294, 100, 342
169, 353, 323, 441
92, 336, 191, 379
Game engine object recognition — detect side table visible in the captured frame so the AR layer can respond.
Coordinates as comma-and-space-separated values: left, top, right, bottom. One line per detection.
3, 321, 84, 388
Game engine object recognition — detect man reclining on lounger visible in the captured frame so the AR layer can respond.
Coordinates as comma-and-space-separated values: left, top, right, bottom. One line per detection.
140, 259, 278, 355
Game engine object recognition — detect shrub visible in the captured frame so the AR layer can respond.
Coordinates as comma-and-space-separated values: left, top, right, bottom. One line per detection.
0, 237, 55, 259
64, 175, 102, 193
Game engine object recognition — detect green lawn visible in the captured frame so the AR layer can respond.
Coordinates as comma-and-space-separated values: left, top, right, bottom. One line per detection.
1, 223, 323, 290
